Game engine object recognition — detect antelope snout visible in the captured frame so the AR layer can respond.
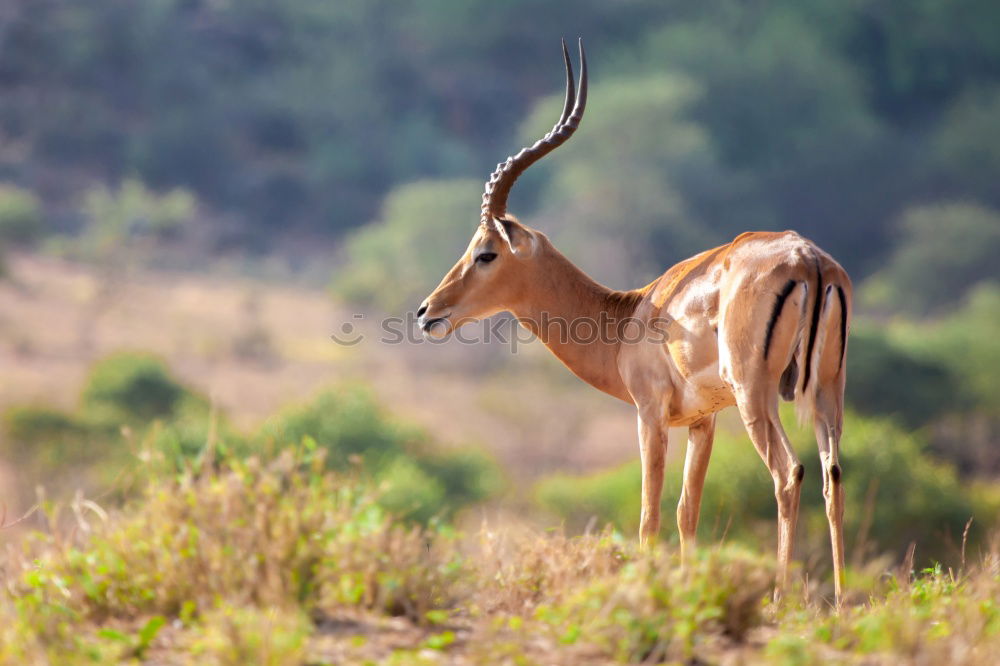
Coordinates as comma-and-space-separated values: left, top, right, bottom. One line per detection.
416, 300, 451, 338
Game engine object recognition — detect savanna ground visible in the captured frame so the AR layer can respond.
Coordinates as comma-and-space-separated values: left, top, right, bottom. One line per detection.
1, 254, 999, 665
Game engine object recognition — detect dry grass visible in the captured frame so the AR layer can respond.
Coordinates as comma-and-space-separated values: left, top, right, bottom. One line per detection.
3, 445, 996, 664
0, 445, 467, 664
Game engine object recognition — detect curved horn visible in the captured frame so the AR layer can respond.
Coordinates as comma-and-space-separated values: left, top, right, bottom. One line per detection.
481, 38, 588, 224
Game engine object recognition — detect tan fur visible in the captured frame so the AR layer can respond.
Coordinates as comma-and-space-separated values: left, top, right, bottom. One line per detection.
420, 220, 852, 604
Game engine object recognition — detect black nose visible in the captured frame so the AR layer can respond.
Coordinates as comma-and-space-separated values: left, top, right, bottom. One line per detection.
417, 303, 428, 317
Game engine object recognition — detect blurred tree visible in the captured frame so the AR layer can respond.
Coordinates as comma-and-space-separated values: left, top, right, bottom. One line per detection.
79, 179, 195, 251
890, 284, 1000, 415
0, 185, 43, 246
519, 74, 719, 287
845, 327, 959, 427
0, 183, 43, 278
841, 0, 1000, 124
0, 0, 998, 282
631, 10, 889, 271
931, 87, 1000, 201
861, 203, 1000, 315
331, 179, 480, 312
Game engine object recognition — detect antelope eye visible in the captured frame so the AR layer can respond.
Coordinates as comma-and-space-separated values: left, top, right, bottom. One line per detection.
476, 252, 497, 264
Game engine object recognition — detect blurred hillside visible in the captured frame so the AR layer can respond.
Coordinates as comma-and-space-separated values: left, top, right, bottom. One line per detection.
1, 0, 998, 285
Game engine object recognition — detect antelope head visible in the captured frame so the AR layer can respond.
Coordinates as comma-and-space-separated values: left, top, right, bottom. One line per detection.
417, 39, 588, 339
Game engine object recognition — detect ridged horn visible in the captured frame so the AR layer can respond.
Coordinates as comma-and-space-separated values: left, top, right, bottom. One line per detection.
480, 38, 588, 224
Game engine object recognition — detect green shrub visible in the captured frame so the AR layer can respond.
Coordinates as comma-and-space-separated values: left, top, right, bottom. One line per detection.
5, 362, 497, 523
0, 184, 43, 246
889, 284, 1000, 415
3, 406, 90, 456
414, 448, 503, 510
258, 385, 502, 523
378, 457, 448, 524
846, 326, 960, 427
81, 352, 190, 424
861, 203, 1000, 316
1, 353, 229, 502
535, 462, 641, 534
257, 385, 416, 473
0, 406, 123, 488
76, 179, 195, 257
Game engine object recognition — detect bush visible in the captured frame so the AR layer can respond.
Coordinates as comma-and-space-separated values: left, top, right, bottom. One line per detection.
889, 284, 1000, 415
535, 462, 641, 536
4, 359, 498, 523
80, 352, 190, 424
258, 385, 501, 522
377, 457, 448, 525
0, 185, 43, 246
1, 406, 112, 469
81, 179, 195, 244
846, 326, 960, 426
1, 353, 229, 502
861, 203, 1000, 316
257, 385, 416, 472
415, 448, 502, 510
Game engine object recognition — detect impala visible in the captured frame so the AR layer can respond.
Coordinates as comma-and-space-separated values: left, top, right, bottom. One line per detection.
417, 40, 852, 602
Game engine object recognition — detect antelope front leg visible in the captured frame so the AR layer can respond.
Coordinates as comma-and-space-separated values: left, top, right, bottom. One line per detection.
637, 408, 668, 546
677, 415, 716, 564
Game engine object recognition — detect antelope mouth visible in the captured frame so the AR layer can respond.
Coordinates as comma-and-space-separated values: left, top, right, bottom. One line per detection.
419, 313, 453, 339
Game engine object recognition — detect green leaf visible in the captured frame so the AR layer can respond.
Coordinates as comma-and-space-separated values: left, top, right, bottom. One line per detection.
96, 628, 129, 643
137, 615, 167, 650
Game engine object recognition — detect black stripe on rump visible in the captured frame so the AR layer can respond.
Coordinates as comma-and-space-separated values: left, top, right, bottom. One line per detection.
763, 279, 798, 360
802, 256, 824, 390
836, 285, 847, 370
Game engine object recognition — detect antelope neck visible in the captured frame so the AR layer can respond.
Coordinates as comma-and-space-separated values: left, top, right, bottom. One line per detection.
509, 241, 644, 402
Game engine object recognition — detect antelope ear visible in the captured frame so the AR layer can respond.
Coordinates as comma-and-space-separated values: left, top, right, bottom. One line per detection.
492, 218, 537, 256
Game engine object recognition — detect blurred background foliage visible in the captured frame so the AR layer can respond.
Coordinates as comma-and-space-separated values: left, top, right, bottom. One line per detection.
330, 179, 481, 312
1, 352, 501, 525
1, 0, 997, 278
0, 0, 999, 570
